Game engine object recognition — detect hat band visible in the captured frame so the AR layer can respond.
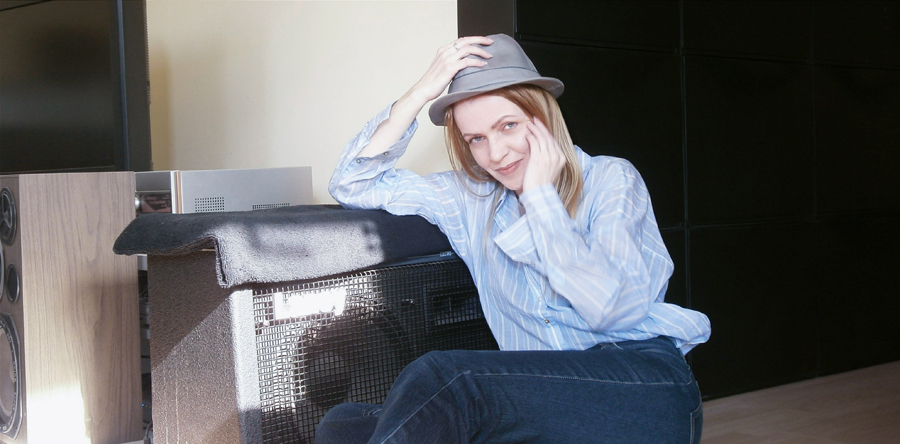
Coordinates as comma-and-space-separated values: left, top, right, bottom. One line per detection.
448, 66, 543, 94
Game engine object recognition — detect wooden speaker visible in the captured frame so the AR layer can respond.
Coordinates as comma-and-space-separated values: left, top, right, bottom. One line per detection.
0, 173, 142, 444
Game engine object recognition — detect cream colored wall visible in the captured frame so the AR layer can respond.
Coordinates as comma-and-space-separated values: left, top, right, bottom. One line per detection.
146, 0, 457, 204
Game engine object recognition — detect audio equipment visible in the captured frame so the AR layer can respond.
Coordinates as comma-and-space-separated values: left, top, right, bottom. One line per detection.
148, 251, 497, 444
133, 166, 315, 429
135, 167, 314, 215
0, 172, 142, 444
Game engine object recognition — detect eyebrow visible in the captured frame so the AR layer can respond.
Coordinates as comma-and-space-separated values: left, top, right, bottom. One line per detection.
461, 115, 518, 138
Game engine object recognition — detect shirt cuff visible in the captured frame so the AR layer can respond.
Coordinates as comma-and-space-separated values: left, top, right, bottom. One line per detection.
519, 183, 569, 230
354, 104, 418, 162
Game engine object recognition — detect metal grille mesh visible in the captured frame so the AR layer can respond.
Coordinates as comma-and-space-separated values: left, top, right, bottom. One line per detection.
193, 196, 225, 212
252, 203, 290, 210
252, 257, 498, 444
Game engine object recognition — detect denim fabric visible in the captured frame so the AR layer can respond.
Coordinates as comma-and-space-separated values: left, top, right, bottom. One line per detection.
315, 337, 702, 444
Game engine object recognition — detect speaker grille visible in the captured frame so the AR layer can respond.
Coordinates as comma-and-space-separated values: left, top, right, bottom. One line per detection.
0, 313, 21, 439
252, 258, 498, 443
0, 188, 16, 247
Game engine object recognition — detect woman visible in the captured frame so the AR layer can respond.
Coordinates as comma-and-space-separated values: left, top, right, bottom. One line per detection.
320, 34, 710, 444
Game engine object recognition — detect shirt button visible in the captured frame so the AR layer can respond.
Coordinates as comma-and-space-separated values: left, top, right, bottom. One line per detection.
544, 319, 550, 324
355, 159, 361, 163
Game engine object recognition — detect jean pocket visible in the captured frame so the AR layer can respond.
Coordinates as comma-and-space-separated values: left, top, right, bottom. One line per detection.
690, 402, 703, 444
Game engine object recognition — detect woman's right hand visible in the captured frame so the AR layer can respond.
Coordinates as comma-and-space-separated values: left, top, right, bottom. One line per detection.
407, 36, 495, 105
358, 36, 494, 158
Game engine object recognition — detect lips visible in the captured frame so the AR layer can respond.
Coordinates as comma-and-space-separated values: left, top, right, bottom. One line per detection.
494, 159, 521, 176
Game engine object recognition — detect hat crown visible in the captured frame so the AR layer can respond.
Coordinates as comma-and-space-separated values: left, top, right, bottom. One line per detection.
449, 34, 541, 94
427, 33, 563, 126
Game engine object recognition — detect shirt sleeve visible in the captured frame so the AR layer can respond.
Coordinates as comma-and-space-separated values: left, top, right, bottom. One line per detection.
328, 104, 466, 238
497, 159, 669, 333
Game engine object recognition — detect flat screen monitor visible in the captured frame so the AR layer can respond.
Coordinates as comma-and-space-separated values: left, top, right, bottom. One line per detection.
0, 0, 151, 174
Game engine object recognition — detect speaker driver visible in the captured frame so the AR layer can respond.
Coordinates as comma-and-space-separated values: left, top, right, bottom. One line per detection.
4, 266, 18, 305
0, 189, 15, 247
0, 314, 21, 439
0, 248, 5, 303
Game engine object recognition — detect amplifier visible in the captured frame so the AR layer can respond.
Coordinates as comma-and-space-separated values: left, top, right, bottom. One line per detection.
135, 166, 314, 428
135, 166, 313, 215
148, 251, 498, 444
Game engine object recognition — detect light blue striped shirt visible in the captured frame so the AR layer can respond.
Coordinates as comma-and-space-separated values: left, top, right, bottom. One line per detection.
329, 105, 711, 354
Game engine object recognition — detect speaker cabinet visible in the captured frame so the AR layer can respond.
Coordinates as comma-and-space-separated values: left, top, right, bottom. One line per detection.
0, 173, 142, 444
149, 251, 498, 444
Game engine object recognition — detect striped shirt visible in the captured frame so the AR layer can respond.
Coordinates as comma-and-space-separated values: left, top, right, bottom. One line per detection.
329, 105, 711, 354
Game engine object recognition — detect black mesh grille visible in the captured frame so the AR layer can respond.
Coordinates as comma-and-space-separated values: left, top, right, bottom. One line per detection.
252, 257, 498, 444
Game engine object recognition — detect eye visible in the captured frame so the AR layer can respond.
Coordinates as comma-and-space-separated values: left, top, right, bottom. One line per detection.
468, 136, 485, 144
502, 122, 517, 131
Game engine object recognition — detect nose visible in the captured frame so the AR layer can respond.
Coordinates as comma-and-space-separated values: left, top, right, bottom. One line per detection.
487, 138, 508, 163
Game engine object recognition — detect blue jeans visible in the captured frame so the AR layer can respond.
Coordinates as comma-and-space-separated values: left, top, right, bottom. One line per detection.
315, 336, 702, 444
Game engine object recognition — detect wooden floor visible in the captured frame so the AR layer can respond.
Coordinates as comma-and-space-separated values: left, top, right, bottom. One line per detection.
701, 360, 900, 443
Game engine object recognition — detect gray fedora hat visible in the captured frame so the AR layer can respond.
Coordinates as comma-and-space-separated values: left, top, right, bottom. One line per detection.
428, 33, 564, 126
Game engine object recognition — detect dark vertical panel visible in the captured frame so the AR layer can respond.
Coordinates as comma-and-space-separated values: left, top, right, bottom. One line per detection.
0, 0, 117, 173
686, 56, 814, 224
683, 0, 812, 60
517, 0, 680, 50
457, 0, 515, 38
689, 223, 818, 398
814, 1, 900, 68
661, 229, 687, 310
815, 65, 900, 215
522, 41, 685, 229
817, 215, 900, 375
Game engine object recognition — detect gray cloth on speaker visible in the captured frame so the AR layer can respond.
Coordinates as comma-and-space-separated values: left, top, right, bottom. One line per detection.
113, 204, 453, 288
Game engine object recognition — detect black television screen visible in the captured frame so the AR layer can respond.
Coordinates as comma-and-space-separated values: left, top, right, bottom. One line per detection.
0, 0, 151, 174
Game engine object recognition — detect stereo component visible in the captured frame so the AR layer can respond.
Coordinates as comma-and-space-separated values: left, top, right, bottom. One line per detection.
133, 166, 315, 429
0, 172, 142, 444
135, 166, 314, 215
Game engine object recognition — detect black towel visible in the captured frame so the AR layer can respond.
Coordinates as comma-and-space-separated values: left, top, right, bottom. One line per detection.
113, 205, 453, 288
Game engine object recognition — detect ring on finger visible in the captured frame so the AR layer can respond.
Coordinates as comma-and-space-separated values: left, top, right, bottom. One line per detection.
453, 42, 461, 51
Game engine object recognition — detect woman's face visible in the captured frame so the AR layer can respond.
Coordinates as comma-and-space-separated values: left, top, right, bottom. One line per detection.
453, 94, 532, 195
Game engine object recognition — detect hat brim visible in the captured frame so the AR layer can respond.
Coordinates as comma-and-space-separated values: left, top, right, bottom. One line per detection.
428, 77, 564, 126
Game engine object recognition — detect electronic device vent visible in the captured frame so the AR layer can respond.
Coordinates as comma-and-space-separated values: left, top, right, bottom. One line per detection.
194, 196, 226, 213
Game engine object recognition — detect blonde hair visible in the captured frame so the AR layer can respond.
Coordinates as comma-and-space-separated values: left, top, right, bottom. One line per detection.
443, 84, 583, 218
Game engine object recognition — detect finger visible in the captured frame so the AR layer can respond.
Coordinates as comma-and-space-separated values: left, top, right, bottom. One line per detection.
455, 35, 495, 48
525, 131, 547, 162
527, 120, 563, 167
445, 36, 494, 59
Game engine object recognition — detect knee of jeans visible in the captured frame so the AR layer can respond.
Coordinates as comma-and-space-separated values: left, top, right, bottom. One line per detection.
404, 350, 467, 382
321, 402, 381, 422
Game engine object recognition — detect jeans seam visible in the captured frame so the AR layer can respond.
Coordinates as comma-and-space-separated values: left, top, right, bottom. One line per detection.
376, 372, 469, 444
473, 372, 694, 387
690, 402, 703, 444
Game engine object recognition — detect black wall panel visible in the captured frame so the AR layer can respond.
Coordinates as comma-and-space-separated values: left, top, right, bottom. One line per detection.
522, 41, 684, 229
683, 0, 812, 60
686, 56, 814, 225
816, 215, 900, 375
517, 0, 679, 50
660, 230, 687, 310
814, 1, 900, 68
689, 223, 818, 397
815, 65, 900, 215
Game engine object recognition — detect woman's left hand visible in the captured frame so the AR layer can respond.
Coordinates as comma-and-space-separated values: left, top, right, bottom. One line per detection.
522, 118, 565, 193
